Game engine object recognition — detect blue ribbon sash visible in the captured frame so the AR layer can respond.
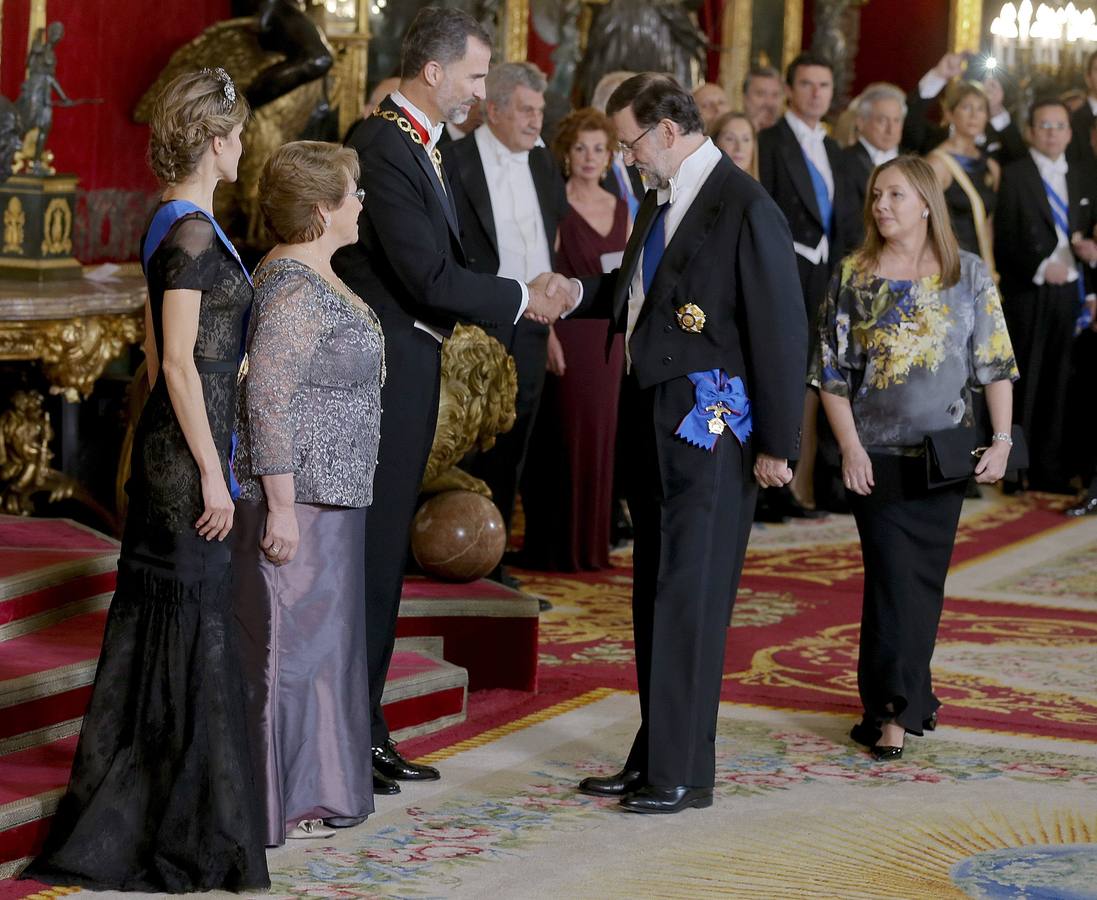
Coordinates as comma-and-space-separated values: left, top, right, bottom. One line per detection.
142, 199, 252, 498
676, 369, 752, 451
1040, 177, 1088, 328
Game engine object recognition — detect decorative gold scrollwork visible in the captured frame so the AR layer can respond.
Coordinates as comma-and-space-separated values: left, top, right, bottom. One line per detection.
3, 197, 25, 254
40, 197, 73, 256
0, 389, 76, 515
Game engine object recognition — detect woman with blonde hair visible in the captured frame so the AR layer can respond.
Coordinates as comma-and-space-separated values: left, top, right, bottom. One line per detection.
812, 156, 1017, 761
233, 140, 383, 844
709, 110, 758, 179
926, 81, 1000, 277
22, 68, 269, 892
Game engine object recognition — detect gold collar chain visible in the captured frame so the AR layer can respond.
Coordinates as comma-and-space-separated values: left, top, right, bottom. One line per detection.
374, 107, 443, 166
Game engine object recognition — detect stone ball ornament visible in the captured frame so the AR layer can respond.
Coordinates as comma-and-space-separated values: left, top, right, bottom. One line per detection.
411, 489, 507, 582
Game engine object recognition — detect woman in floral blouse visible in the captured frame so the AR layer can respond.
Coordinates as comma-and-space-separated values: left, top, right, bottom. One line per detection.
811, 156, 1018, 761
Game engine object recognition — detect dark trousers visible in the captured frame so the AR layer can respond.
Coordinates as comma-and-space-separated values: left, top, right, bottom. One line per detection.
619, 374, 757, 788
365, 327, 442, 743
1068, 329, 1097, 489
1003, 284, 1079, 490
848, 454, 965, 734
470, 319, 549, 536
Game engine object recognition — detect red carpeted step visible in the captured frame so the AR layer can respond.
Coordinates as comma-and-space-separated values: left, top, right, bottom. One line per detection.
397, 575, 539, 692
384, 646, 468, 741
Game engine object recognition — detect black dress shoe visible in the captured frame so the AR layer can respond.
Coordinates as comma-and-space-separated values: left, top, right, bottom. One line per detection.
373, 768, 401, 795
619, 784, 713, 814
850, 721, 881, 747
372, 738, 441, 781
577, 768, 644, 797
1066, 495, 1097, 517
870, 745, 903, 761
487, 566, 523, 590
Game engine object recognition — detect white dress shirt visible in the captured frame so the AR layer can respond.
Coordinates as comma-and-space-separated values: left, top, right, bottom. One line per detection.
1029, 148, 1080, 287
474, 125, 552, 283
624, 138, 722, 370
785, 111, 834, 265
390, 93, 527, 338
858, 136, 898, 168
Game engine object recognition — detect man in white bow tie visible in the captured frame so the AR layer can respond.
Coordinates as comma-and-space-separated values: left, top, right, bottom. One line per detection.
443, 62, 571, 580
994, 97, 1097, 495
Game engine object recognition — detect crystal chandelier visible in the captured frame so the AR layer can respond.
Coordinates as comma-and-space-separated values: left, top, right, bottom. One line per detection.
989, 1, 1097, 70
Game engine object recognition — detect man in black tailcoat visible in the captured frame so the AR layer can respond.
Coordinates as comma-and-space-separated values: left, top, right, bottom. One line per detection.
333, 6, 570, 794
443, 62, 568, 570
563, 74, 807, 814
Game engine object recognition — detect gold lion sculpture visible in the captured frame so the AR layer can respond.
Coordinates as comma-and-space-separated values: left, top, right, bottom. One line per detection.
421, 324, 517, 498
133, 18, 336, 251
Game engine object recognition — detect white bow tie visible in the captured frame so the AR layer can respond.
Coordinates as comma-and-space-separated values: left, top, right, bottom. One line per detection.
1044, 159, 1068, 178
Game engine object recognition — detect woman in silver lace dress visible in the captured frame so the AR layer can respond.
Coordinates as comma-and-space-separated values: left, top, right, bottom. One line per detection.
233, 141, 384, 845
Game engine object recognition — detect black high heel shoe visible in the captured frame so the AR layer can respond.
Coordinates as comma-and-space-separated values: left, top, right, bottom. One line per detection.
923, 711, 938, 732
871, 744, 903, 761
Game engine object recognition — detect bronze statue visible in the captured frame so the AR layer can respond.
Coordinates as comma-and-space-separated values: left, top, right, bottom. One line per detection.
18, 23, 73, 175
0, 98, 23, 182
574, 0, 707, 103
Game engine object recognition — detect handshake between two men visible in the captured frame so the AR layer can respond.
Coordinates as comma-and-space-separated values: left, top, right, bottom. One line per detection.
524, 272, 581, 325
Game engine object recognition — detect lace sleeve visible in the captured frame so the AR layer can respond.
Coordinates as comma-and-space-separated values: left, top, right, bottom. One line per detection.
156, 215, 219, 293
245, 270, 327, 474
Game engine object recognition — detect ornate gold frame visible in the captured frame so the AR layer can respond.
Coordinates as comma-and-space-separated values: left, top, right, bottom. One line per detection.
504, 0, 530, 62
949, 0, 982, 53
719, 0, 804, 106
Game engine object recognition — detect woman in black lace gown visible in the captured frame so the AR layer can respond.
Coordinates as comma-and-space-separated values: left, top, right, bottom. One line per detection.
21, 69, 270, 893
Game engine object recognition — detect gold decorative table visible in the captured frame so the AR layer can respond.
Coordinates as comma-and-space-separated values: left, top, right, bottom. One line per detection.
0, 269, 145, 517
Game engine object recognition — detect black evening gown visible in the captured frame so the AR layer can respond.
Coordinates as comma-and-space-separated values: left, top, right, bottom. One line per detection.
21, 212, 270, 893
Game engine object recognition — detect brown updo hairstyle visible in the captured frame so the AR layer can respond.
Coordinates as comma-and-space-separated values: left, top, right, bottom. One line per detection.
551, 107, 618, 176
259, 141, 361, 244
940, 80, 989, 119
147, 69, 250, 185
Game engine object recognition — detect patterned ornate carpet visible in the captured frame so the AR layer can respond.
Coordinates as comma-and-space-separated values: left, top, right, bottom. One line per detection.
7, 491, 1097, 898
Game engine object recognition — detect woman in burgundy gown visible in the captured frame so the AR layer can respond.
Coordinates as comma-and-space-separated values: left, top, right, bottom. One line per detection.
519, 108, 629, 570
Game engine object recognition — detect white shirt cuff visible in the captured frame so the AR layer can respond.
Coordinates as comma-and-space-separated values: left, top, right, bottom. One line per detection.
919, 71, 947, 99
1033, 256, 1051, 286
513, 278, 529, 324
559, 278, 584, 318
990, 110, 1011, 131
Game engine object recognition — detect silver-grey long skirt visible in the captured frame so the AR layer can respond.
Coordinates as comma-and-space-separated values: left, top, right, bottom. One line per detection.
233, 499, 374, 846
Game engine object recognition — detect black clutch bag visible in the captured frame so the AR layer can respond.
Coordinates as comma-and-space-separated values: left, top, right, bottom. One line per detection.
923, 425, 1029, 489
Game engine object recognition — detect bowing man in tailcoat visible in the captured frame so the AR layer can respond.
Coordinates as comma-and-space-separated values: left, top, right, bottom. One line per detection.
332, 7, 570, 793
757, 53, 858, 515
994, 98, 1097, 492
563, 74, 807, 814
443, 62, 569, 558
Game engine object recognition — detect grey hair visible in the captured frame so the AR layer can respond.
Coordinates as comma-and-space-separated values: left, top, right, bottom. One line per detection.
855, 82, 907, 119
591, 70, 635, 112
485, 61, 547, 106
742, 65, 781, 95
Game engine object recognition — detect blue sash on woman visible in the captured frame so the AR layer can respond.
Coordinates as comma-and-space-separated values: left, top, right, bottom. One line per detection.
142, 200, 253, 497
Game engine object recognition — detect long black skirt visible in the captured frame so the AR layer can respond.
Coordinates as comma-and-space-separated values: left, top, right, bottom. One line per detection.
847, 453, 966, 734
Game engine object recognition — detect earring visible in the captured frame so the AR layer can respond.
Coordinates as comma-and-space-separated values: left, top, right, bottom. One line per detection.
948, 122, 956, 138
323, 214, 332, 229
563, 158, 571, 177
921, 209, 929, 219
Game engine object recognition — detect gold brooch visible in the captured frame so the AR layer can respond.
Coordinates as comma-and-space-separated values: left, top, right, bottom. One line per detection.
676, 303, 706, 333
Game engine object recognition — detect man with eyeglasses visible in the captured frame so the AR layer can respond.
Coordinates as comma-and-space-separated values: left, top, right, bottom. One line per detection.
994, 98, 1097, 496
562, 73, 807, 814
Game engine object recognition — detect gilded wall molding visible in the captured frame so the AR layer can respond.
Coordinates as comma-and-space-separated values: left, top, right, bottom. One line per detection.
720, 0, 754, 106
505, 0, 530, 62
783, 0, 804, 71
950, 0, 982, 54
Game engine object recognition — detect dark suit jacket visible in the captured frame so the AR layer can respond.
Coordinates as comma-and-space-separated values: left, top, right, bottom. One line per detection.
757, 118, 859, 267
1068, 102, 1097, 168
332, 96, 522, 339
841, 141, 873, 244
441, 132, 568, 278
576, 154, 807, 461
994, 154, 1097, 298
